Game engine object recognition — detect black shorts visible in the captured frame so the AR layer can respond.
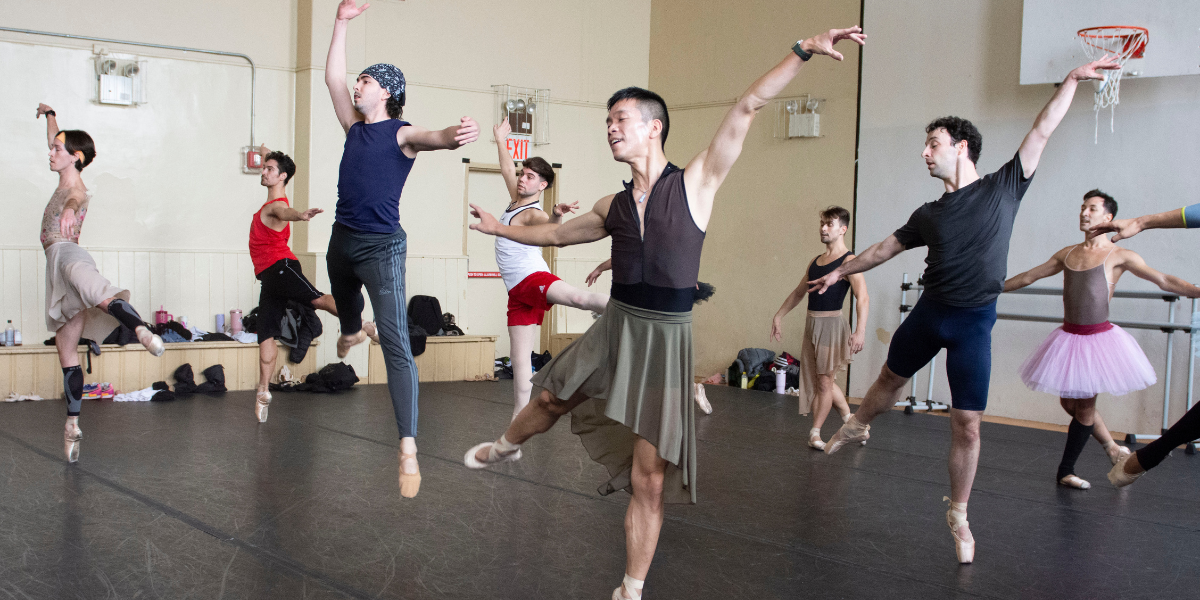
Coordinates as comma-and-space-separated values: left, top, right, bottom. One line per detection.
256, 258, 324, 343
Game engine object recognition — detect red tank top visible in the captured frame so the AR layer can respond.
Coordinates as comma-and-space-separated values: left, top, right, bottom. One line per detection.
249, 198, 297, 275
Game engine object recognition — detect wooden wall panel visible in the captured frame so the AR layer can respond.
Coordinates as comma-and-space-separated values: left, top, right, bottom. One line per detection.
367, 336, 496, 384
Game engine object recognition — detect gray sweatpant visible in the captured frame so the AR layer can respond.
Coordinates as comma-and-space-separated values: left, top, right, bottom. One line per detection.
327, 222, 419, 438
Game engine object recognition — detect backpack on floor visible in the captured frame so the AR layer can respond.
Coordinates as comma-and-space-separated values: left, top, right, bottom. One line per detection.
409, 295, 444, 337
408, 315, 428, 357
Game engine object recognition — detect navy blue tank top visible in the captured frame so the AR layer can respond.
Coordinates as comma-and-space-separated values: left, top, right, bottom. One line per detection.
806, 252, 851, 311
335, 119, 416, 234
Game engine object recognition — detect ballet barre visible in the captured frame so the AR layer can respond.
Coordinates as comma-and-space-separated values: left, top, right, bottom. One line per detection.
896, 274, 1198, 450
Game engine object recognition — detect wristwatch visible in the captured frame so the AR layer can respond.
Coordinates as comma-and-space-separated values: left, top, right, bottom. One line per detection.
44, 110, 56, 117
791, 40, 813, 61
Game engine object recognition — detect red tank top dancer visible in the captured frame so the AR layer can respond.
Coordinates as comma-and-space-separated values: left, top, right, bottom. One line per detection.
249, 198, 298, 275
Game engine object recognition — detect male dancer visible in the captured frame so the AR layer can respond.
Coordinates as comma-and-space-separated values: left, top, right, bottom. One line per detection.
808, 55, 1120, 564
771, 206, 869, 449
465, 27, 866, 599
35, 103, 164, 463
247, 144, 376, 423
325, 0, 479, 498
1005, 191, 1200, 489
1089, 202, 1200, 487
491, 120, 609, 420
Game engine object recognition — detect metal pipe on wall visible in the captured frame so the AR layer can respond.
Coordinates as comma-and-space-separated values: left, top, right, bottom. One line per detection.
0, 26, 256, 147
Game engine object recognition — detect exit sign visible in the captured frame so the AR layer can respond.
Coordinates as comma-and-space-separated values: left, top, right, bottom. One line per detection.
506, 134, 532, 161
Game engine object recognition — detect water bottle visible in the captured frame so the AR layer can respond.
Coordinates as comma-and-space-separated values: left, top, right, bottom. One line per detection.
773, 356, 788, 393
740, 371, 748, 389
4, 320, 12, 347
13, 328, 21, 347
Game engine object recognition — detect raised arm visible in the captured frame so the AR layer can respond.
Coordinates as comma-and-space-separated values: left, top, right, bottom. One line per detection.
492, 121, 519, 202
808, 235, 904, 294
1090, 204, 1195, 241
469, 195, 612, 247
770, 278, 810, 342
847, 270, 869, 353
37, 103, 59, 148
398, 117, 479, 154
683, 27, 865, 226
1004, 250, 1067, 292
1119, 251, 1200, 298
325, 0, 369, 133
1018, 56, 1119, 177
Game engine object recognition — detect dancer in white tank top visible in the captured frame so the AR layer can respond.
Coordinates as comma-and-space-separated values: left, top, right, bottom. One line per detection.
489, 120, 609, 419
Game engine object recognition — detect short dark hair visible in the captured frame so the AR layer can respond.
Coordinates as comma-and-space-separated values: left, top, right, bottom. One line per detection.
385, 93, 404, 119
58, 130, 96, 171
1084, 189, 1118, 218
820, 205, 851, 228
926, 116, 982, 164
265, 151, 296, 184
607, 87, 669, 148
522, 156, 555, 188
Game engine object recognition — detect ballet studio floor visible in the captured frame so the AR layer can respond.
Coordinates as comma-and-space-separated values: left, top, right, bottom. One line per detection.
1, 381, 1198, 599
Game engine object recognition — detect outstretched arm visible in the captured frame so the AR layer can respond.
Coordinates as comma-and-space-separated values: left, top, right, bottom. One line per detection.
1018, 56, 1119, 177
586, 259, 612, 287
37, 103, 59, 148
325, 0, 369, 133
847, 270, 869, 354
1090, 205, 1195, 241
1121, 252, 1200, 298
264, 202, 324, 223
770, 279, 810, 342
399, 117, 479, 154
808, 235, 903, 294
683, 27, 866, 227
469, 195, 612, 247
492, 121, 519, 203
1004, 252, 1066, 292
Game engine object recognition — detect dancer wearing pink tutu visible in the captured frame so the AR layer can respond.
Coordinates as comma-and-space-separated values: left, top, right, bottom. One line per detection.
1005, 191, 1200, 489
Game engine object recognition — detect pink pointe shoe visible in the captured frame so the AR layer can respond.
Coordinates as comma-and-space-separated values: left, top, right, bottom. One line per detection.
64, 421, 82, 463
945, 497, 974, 564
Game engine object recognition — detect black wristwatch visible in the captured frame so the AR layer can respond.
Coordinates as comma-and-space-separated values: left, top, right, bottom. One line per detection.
44, 110, 56, 117
791, 40, 813, 61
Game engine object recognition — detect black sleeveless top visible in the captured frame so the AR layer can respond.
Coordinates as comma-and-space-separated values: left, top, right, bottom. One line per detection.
806, 252, 851, 311
605, 163, 706, 313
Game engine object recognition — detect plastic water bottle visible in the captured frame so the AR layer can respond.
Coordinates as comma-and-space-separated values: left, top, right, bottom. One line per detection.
13, 328, 21, 346
773, 356, 788, 393
4, 321, 13, 347
740, 371, 748, 389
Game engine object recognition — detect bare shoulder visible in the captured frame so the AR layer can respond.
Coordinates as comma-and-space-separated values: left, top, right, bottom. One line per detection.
514, 207, 549, 226
1052, 245, 1077, 261
593, 193, 616, 217
1112, 246, 1143, 263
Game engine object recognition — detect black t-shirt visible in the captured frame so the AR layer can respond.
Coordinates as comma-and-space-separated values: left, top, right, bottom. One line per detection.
893, 153, 1034, 307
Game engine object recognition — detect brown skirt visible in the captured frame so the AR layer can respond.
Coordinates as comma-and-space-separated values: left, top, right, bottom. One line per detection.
530, 299, 697, 504
798, 311, 853, 415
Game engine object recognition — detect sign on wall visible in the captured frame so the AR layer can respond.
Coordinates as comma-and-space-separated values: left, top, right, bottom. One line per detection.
506, 134, 532, 162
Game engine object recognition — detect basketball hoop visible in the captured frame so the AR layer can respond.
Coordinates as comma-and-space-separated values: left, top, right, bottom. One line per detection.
1076, 26, 1149, 143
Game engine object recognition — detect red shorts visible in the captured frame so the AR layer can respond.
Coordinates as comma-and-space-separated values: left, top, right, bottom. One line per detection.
507, 271, 561, 326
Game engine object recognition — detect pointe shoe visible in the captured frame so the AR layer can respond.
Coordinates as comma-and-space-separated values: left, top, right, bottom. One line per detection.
612, 586, 641, 600
255, 390, 271, 423
843, 413, 867, 445
362, 321, 380, 344
399, 452, 421, 498
944, 497, 974, 564
824, 416, 870, 455
1058, 474, 1091, 489
336, 330, 368, 359
1107, 451, 1145, 488
464, 441, 523, 469
1105, 442, 1132, 466
64, 421, 82, 463
693, 383, 712, 415
612, 575, 643, 600
136, 326, 165, 357
808, 429, 826, 451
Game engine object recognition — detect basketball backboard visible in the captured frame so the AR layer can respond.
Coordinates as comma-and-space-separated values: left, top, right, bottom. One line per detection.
1020, 0, 1200, 85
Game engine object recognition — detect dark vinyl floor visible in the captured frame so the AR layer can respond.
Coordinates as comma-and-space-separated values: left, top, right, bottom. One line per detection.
1, 382, 1198, 599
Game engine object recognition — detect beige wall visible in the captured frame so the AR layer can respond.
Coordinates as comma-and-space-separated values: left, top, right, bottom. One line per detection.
649, 0, 863, 377
854, 0, 1200, 433
1, 0, 648, 374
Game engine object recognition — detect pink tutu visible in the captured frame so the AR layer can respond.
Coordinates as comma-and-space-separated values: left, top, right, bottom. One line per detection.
1018, 324, 1156, 399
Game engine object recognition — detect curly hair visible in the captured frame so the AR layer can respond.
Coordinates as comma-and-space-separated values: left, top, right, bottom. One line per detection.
926, 116, 982, 164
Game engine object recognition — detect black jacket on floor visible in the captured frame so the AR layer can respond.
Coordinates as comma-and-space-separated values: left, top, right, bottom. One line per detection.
279, 301, 322, 363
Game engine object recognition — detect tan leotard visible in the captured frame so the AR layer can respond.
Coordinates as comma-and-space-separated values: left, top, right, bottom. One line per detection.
40, 187, 90, 249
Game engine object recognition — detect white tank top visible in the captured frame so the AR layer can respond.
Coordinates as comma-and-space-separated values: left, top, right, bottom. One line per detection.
496, 203, 551, 291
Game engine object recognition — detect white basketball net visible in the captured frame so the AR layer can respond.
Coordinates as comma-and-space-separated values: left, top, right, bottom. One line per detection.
1077, 27, 1148, 143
